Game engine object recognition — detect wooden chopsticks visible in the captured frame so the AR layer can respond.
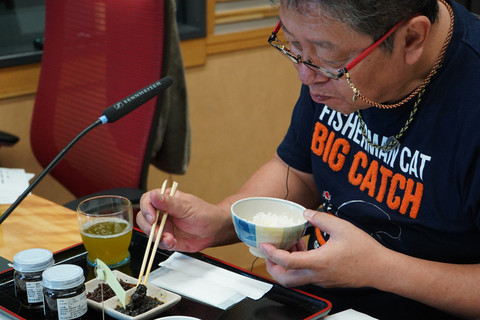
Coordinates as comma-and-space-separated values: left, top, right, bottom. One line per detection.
137, 180, 178, 286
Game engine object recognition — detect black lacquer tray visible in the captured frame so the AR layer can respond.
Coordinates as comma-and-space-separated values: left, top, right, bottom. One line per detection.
0, 229, 331, 320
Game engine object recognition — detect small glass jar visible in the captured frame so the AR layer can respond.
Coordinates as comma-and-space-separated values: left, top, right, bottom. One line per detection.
42, 264, 87, 320
13, 248, 54, 309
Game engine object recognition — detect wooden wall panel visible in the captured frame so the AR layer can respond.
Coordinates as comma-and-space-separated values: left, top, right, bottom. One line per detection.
147, 46, 300, 204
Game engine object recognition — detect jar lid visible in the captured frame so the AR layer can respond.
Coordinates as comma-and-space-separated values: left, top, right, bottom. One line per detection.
42, 264, 85, 290
13, 248, 54, 272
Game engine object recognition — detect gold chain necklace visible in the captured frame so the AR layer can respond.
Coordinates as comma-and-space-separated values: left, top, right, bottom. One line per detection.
357, 74, 429, 152
355, 0, 454, 151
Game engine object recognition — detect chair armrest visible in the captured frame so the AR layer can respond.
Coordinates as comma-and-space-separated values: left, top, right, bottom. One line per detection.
0, 131, 20, 146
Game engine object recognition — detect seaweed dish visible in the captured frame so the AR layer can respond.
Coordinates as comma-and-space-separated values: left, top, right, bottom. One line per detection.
114, 284, 163, 316
87, 279, 135, 302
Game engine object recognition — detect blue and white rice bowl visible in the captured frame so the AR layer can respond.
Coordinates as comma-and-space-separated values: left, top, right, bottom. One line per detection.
231, 197, 308, 258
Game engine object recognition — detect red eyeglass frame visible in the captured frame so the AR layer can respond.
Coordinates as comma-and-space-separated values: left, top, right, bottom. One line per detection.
269, 19, 405, 79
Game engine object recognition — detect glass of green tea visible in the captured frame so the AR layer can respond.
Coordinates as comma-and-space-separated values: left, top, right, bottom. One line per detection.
77, 195, 133, 268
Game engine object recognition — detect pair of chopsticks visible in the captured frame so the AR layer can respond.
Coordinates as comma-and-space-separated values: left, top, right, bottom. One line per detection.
137, 180, 178, 286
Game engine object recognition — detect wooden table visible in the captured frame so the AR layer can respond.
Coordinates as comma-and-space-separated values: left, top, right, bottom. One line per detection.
0, 194, 272, 278
0, 194, 82, 261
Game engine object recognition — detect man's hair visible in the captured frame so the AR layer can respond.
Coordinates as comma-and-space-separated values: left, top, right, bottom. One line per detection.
271, 0, 440, 50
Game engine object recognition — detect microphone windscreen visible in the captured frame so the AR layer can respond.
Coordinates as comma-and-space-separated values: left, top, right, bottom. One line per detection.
102, 76, 174, 123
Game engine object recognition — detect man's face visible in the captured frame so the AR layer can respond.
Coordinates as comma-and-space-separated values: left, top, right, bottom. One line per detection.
279, 6, 405, 114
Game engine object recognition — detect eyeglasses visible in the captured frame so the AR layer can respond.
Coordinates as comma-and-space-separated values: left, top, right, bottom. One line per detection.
268, 20, 405, 80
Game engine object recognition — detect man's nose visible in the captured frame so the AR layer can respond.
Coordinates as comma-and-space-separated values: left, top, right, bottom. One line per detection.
295, 63, 330, 85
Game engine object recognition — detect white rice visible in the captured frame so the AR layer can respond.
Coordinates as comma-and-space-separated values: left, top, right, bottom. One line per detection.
250, 211, 303, 227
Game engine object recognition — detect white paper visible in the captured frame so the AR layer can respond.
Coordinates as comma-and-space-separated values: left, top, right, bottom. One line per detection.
0, 167, 35, 204
327, 309, 378, 320
148, 252, 273, 310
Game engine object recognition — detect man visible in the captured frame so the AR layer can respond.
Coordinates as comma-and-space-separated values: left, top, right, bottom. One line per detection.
138, 1, 480, 318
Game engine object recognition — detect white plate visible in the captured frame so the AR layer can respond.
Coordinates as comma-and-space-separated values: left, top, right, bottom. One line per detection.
85, 270, 181, 320
85, 270, 136, 311
154, 317, 201, 320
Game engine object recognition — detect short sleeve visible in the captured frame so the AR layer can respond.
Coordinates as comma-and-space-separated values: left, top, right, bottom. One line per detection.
277, 85, 318, 174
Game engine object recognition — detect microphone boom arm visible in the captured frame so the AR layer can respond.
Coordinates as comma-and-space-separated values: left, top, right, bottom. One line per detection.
0, 119, 103, 224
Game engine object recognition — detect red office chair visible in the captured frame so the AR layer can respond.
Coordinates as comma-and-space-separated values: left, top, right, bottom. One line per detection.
31, 0, 171, 209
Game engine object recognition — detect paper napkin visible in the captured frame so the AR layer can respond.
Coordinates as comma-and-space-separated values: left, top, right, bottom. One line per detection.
0, 168, 34, 204
148, 252, 273, 310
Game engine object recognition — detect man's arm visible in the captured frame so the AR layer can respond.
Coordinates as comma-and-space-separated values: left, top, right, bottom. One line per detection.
262, 210, 480, 319
137, 152, 319, 251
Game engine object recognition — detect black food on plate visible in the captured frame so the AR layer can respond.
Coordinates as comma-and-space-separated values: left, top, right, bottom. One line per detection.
115, 284, 163, 316
87, 279, 135, 302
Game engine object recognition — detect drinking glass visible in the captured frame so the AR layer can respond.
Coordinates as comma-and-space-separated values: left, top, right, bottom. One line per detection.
77, 195, 133, 267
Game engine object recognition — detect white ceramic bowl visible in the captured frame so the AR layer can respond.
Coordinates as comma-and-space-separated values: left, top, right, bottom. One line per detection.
231, 197, 308, 258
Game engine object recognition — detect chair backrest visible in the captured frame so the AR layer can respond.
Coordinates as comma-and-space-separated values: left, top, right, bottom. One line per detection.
31, 0, 168, 198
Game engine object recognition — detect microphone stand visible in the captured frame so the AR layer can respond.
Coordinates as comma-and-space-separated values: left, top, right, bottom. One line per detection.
0, 119, 103, 224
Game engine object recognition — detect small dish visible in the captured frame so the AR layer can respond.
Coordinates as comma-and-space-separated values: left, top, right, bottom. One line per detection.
85, 270, 181, 319
85, 270, 136, 311
154, 317, 201, 320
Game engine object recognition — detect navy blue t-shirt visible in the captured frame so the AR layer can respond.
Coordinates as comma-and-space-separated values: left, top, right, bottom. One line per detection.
277, 1, 480, 318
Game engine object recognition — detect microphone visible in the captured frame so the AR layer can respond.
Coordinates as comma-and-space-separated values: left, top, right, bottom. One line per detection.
0, 76, 174, 224
101, 76, 174, 124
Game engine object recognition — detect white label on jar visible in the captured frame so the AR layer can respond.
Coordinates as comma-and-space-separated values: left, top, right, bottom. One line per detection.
26, 281, 43, 303
57, 291, 88, 320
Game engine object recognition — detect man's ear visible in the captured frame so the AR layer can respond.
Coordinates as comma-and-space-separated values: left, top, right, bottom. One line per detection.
402, 16, 431, 65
